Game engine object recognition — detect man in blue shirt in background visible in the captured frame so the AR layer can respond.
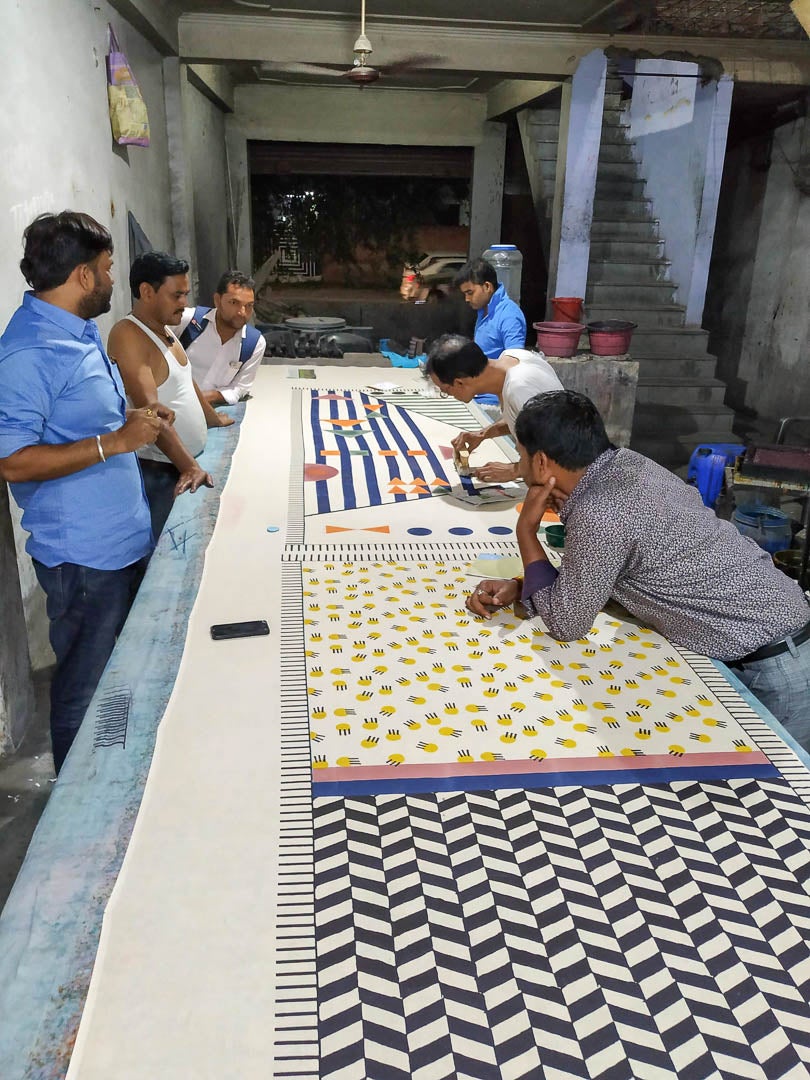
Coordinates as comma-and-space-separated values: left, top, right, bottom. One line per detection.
0, 211, 163, 772
454, 257, 526, 359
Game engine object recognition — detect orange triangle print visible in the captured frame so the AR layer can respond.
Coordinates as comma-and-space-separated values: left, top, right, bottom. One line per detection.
363, 526, 390, 533
325, 525, 352, 534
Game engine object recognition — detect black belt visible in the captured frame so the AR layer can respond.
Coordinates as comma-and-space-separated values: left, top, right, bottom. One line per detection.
728, 617, 810, 668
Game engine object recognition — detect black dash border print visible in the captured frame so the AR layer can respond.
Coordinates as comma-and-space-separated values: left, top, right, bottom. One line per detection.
275, 562, 318, 1078
282, 540, 520, 561
92, 687, 132, 750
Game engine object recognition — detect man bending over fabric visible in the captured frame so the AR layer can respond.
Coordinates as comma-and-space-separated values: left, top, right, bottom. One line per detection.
466, 390, 810, 748
177, 269, 265, 406
425, 333, 562, 483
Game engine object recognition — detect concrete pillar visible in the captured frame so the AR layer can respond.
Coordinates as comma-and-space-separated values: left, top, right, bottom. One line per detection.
225, 118, 252, 273
0, 483, 34, 753
162, 58, 199, 296
686, 77, 734, 324
553, 49, 607, 299
468, 121, 507, 258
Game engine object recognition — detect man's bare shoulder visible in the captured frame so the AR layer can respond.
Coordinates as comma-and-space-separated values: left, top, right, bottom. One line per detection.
108, 317, 151, 364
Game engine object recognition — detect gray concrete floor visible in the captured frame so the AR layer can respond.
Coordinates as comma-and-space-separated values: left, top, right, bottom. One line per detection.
0, 668, 54, 913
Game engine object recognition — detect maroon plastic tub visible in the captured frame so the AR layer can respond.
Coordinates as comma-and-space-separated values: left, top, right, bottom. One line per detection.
533, 321, 586, 358
587, 320, 637, 355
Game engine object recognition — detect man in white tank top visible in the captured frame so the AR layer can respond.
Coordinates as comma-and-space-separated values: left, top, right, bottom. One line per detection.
108, 252, 234, 537
424, 334, 563, 484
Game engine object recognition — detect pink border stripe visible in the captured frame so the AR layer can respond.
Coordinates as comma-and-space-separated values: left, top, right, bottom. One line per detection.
315, 750, 770, 784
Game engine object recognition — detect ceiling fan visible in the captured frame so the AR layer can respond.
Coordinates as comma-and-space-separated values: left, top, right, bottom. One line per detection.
257, 0, 443, 86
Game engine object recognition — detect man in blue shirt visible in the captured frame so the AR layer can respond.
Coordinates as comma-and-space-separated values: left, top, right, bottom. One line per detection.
0, 212, 163, 772
454, 257, 526, 359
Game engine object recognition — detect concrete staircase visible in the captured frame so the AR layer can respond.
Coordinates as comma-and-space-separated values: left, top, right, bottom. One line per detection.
587, 75, 737, 469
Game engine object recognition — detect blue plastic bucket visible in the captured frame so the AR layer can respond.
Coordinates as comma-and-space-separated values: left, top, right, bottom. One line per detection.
731, 505, 793, 554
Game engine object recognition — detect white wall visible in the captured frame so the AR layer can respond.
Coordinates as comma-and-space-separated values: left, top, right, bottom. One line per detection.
634, 81, 717, 316
181, 75, 231, 302
734, 116, 810, 419
0, 0, 174, 678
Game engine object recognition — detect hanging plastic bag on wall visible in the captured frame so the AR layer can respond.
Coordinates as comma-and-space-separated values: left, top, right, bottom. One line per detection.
106, 24, 150, 147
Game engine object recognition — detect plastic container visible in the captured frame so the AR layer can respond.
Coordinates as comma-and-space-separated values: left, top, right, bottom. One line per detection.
687, 443, 745, 484
731, 504, 793, 554
532, 321, 586, 358
551, 297, 584, 323
545, 524, 566, 548
692, 453, 727, 509
587, 320, 637, 355
482, 244, 523, 303
774, 549, 804, 580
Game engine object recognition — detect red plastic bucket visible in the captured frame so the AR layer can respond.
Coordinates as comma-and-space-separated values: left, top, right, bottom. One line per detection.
533, 321, 586, 358
587, 320, 637, 355
551, 297, 584, 323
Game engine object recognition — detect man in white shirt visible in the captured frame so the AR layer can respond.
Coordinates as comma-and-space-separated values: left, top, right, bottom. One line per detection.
178, 270, 266, 405
425, 333, 563, 483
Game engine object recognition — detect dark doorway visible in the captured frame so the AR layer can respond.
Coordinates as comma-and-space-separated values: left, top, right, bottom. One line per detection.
249, 142, 472, 290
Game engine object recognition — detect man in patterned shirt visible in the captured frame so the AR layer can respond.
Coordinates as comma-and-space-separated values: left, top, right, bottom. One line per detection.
467, 390, 810, 748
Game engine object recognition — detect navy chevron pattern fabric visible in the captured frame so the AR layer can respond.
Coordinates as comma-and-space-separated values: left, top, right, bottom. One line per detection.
313, 780, 810, 1079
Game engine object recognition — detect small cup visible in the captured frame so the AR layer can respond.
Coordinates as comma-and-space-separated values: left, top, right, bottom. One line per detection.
545, 524, 566, 549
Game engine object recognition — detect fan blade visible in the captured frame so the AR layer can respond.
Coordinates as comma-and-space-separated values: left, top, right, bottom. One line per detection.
259, 60, 345, 77
384, 54, 445, 75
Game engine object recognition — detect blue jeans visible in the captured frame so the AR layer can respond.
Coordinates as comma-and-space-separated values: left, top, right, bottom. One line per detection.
139, 459, 179, 540
33, 559, 146, 773
733, 636, 810, 753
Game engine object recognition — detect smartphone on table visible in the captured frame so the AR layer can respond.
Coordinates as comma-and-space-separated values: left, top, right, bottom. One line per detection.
210, 620, 270, 640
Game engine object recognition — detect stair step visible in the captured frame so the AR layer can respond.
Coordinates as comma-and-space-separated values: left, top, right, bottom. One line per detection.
531, 138, 560, 159
636, 356, 720, 379
586, 303, 686, 328
636, 377, 728, 407
588, 260, 672, 284
628, 326, 712, 358
590, 238, 665, 260
535, 157, 558, 176
593, 198, 654, 220
599, 127, 633, 146
528, 106, 561, 121
587, 282, 678, 306
597, 141, 638, 163
597, 159, 641, 179
595, 177, 647, 199
591, 219, 660, 240
527, 119, 559, 138
632, 402, 737, 438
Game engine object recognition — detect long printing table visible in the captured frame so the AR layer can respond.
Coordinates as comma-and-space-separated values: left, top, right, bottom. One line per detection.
1, 366, 810, 1080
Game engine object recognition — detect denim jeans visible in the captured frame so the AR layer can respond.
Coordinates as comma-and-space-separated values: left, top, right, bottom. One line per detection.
34, 558, 146, 773
139, 459, 179, 540
733, 636, 810, 753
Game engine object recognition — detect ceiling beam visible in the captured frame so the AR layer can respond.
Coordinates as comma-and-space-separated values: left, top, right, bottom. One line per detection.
187, 64, 235, 112
487, 80, 561, 120
178, 13, 810, 85
233, 84, 489, 146
108, 0, 180, 55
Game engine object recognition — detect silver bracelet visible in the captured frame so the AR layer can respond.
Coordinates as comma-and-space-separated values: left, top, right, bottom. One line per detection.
95, 434, 106, 463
